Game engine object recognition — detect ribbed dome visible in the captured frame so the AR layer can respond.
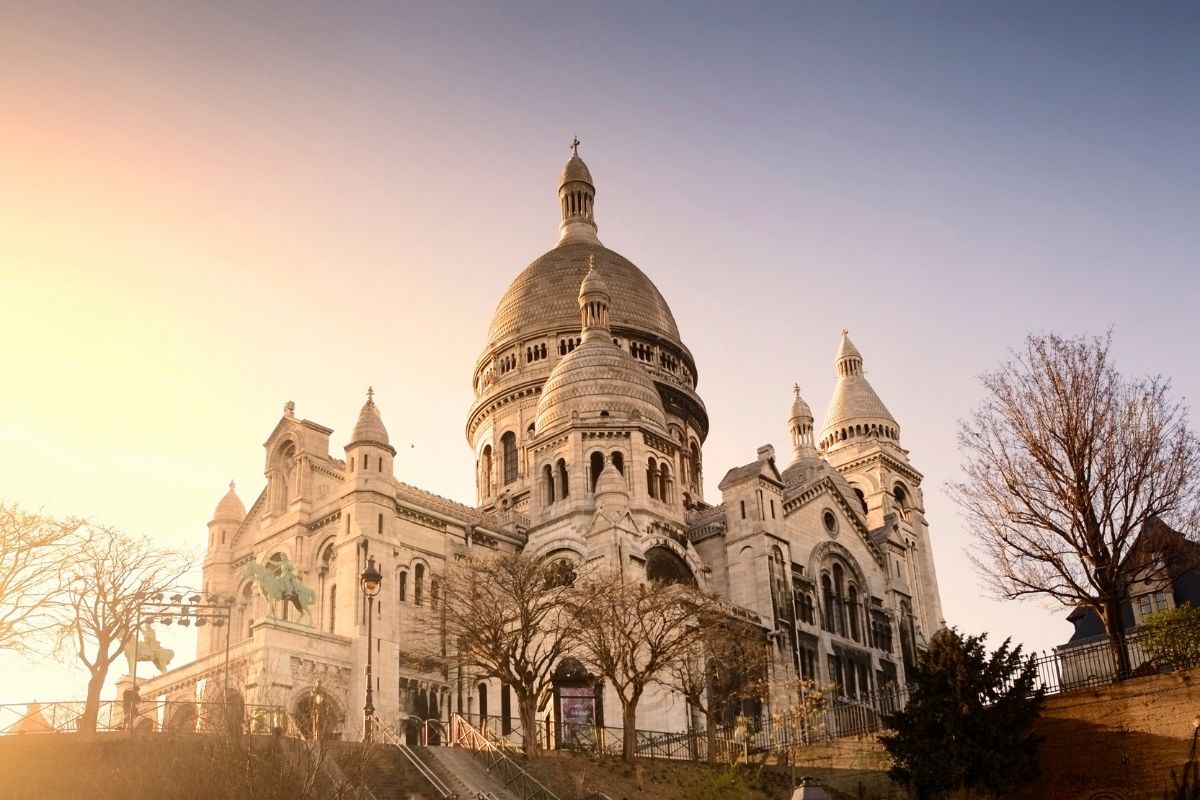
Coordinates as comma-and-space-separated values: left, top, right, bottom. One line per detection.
486, 243, 681, 351
561, 154, 594, 187
349, 388, 393, 450
535, 336, 668, 432
212, 481, 245, 523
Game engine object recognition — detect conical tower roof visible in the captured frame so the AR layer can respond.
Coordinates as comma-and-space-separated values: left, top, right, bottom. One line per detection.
212, 481, 245, 523
820, 331, 899, 449
348, 388, 395, 452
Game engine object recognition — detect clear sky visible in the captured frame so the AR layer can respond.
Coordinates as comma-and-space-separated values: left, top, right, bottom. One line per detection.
1, 1, 1197, 707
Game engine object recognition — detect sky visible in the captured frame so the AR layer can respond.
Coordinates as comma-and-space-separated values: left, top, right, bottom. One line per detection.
1, 1, 1197, 708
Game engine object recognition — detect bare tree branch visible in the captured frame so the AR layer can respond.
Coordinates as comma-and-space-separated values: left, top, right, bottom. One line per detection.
950, 331, 1200, 675
0, 502, 80, 653
54, 525, 191, 735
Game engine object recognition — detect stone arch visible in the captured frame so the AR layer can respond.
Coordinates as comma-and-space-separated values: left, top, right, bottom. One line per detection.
166, 702, 197, 733
292, 685, 344, 740
645, 545, 696, 586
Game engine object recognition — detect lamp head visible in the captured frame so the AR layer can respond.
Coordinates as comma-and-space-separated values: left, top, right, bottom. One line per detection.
360, 556, 383, 597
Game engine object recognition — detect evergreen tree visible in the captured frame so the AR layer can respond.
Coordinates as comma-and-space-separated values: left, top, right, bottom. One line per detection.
881, 627, 1045, 799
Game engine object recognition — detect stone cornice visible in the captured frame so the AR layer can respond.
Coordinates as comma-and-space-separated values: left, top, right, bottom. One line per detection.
836, 450, 923, 486
467, 382, 542, 440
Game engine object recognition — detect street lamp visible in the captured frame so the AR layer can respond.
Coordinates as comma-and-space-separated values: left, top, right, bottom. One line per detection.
360, 556, 383, 742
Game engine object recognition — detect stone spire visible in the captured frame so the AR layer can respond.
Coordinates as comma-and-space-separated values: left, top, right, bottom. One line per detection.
348, 387, 395, 454
594, 455, 630, 515
820, 331, 899, 452
558, 138, 600, 245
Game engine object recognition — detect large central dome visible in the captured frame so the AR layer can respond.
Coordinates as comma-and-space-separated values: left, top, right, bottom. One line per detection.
467, 147, 709, 499
485, 242, 682, 351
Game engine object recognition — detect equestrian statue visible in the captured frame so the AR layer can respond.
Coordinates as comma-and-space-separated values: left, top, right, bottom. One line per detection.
124, 624, 175, 675
244, 554, 316, 626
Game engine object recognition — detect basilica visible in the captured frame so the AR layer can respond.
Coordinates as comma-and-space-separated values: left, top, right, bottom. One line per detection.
133, 148, 943, 740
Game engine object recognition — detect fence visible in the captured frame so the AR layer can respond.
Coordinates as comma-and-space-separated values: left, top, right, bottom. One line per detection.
0, 699, 289, 736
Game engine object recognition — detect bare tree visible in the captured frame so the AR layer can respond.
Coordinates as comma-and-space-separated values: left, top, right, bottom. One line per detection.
57, 525, 191, 734
951, 331, 1200, 675
569, 569, 719, 762
0, 502, 80, 653
662, 609, 768, 763
438, 551, 577, 758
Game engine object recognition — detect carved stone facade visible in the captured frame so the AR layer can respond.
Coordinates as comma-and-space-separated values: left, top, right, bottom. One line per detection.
134, 148, 943, 740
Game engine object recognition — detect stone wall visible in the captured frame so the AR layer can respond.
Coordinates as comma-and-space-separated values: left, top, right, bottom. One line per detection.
770, 666, 1200, 799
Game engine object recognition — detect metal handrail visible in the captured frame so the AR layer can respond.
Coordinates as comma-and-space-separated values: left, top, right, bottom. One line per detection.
451, 714, 559, 800
369, 718, 456, 799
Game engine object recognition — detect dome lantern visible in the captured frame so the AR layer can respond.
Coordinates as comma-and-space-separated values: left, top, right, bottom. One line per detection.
558, 137, 600, 245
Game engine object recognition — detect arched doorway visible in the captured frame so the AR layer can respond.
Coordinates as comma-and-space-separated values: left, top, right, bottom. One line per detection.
553, 657, 601, 749
292, 686, 342, 740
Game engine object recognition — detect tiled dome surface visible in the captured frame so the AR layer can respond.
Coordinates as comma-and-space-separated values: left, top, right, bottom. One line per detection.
822, 375, 897, 434
535, 337, 667, 432
350, 399, 390, 447
485, 242, 681, 352
560, 155, 594, 186
213, 483, 245, 523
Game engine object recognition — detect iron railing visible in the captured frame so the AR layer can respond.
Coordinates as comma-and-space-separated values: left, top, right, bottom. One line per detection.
369, 717, 456, 799
451, 713, 560, 800
0, 699, 289, 736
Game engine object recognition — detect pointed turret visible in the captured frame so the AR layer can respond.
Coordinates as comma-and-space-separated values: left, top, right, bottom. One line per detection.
594, 455, 630, 516
820, 331, 900, 453
558, 137, 600, 245
345, 388, 397, 483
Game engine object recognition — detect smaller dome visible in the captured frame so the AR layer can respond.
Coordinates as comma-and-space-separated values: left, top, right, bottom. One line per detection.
788, 384, 813, 423
212, 481, 245, 523
534, 339, 667, 431
349, 387, 393, 450
560, 154, 594, 187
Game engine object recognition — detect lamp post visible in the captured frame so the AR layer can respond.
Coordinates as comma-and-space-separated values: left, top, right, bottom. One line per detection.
360, 556, 383, 742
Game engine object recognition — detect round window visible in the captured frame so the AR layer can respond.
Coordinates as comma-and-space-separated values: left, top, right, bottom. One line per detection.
822, 509, 838, 535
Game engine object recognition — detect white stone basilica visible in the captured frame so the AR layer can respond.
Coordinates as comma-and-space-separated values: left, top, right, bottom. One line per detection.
134, 148, 943, 740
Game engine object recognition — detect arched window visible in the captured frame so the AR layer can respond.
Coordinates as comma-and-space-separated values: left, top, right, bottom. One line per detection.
647, 458, 658, 499
853, 488, 868, 514
611, 451, 624, 475
832, 564, 846, 636
658, 463, 670, 503
501, 433, 518, 485
481, 446, 493, 499
557, 459, 569, 499
689, 441, 702, 492
821, 575, 834, 634
893, 485, 910, 520
645, 546, 696, 586
543, 464, 555, 505
414, 564, 425, 606
398, 570, 408, 602
848, 585, 861, 642
589, 451, 604, 492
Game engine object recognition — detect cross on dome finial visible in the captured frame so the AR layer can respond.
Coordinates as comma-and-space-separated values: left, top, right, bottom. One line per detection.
367, 386, 374, 403
793, 383, 801, 397
841, 328, 849, 337
229, 480, 236, 491
570, 136, 580, 156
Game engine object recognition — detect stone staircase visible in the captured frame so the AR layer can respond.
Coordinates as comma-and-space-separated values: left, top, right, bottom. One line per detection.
418, 744, 521, 800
